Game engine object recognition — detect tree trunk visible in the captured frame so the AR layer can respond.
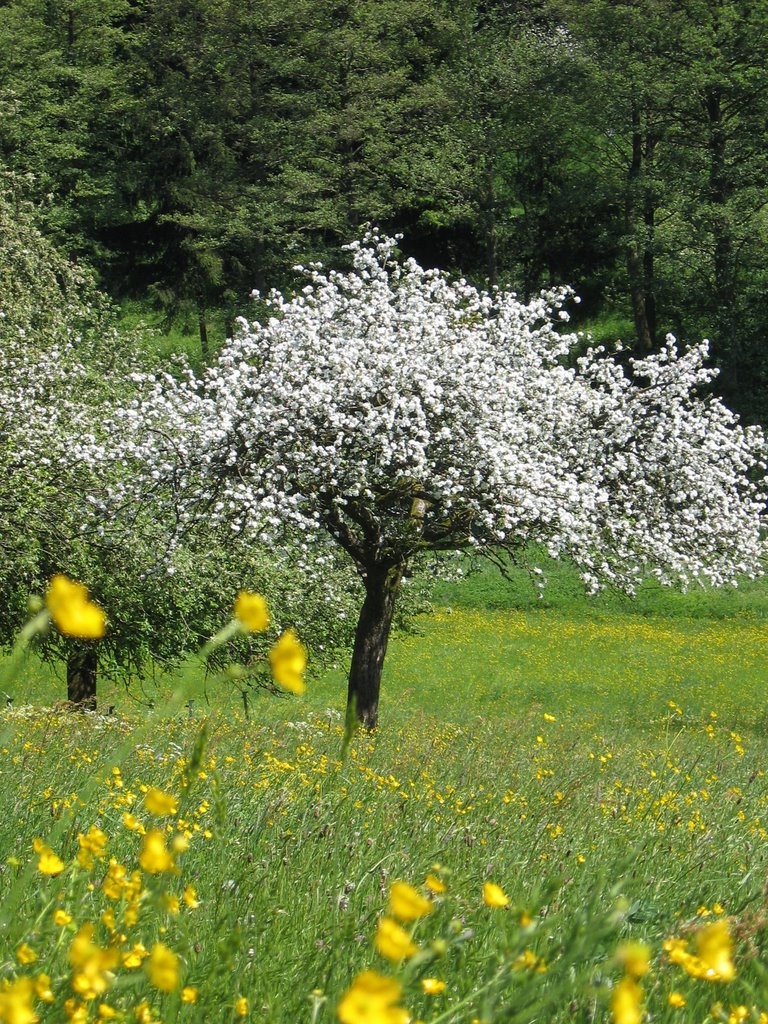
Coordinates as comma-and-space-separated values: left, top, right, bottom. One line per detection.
198, 309, 209, 361
67, 649, 97, 709
626, 107, 655, 352
347, 562, 404, 731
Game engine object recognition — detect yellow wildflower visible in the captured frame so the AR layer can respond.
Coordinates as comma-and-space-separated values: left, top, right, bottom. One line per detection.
482, 881, 509, 908
139, 831, 176, 874
97, 1006, 118, 1020
388, 881, 433, 922
35, 975, 54, 1004
54, 909, 73, 926
122, 944, 148, 969
77, 826, 108, 869
34, 838, 65, 876
513, 950, 547, 973
234, 591, 270, 632
46, 574, 106, 638
697, 920, 735, 982
163, 893, 180, 915
0, 977, 38, 1024
69, 923, 118, 1001
144, 788, 178, 817
375, 918, 419, 962
617, 942, 651, 979
17, 943, 37, 965
183, 886, 200, 909
181, 988, 198, 1004
425, 874, 446, 894
147, 944, 179, 992
337, 971, 408, 1024
611, 977, 643, 1024
235, 997, 248, 1017
64, 1000, 88, 1023
668, 992, 686, 1007
269, 629, 307, 694
421, 979, 446, 995
122, 813, 142, 832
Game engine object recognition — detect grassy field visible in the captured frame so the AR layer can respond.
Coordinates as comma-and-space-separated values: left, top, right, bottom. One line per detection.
1, 563, 768, 1023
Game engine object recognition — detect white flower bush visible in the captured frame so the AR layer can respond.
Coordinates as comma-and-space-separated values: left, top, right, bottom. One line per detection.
97, 230, 767, 727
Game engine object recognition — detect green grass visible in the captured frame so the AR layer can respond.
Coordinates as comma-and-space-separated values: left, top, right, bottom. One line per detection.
2, 568, 768, 1022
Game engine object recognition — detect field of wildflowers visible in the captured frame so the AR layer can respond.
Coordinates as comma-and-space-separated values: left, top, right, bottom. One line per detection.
1, 569, 768, 1024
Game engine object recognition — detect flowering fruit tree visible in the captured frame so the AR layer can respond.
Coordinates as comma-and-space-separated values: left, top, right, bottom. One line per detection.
106, 231, 767, 728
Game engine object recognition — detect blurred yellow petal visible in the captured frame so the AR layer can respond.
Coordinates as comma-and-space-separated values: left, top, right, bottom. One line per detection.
234, 591, 270, 632
46, 575, 106, 638
269, 630, 307, 694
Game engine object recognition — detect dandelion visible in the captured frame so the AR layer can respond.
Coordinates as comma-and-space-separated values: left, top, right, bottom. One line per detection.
147, 944, 179, 992
269, 629, 307, 694
144, 788, 178, 817
337, 971, 408, 1024
234, 591, 270, 632
234, 997, 249, 1017
45, 574, 106, 638
388, 881, 433, 921
482, 881, 509, 908
374, 918, 419, 962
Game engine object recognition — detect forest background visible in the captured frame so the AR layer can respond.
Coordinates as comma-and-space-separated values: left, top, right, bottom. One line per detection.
2, 0, 767, 422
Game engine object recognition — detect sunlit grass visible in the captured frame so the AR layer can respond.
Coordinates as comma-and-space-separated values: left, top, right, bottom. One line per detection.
2, 567, 768, 1021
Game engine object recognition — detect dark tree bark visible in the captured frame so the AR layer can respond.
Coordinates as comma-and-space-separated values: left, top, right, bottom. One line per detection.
67, 648, 97, 709
346, 561, 404, 731
198, 308, 209, 361
626, 106, 656, 352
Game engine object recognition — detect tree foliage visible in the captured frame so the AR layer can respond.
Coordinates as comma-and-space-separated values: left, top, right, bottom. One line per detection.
96, 234, 767, 726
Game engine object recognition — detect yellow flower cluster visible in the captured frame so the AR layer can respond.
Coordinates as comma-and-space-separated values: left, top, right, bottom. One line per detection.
664, 920, 735, 982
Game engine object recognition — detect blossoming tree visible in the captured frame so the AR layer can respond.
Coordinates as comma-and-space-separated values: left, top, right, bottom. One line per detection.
0, 188, 362, 707
107, 231, 766, 728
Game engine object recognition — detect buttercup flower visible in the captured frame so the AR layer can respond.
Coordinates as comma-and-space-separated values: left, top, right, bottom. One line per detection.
139, 831, 176, 874
482, 881, 509, 908
388, 881, 433, 922
147, 944, 179, 992
269, 629, 307, 694
421, 979, 446, 995
45, 574, 106, 638
234, 591, 270, 632
337, 971, 408, 1024
375, 917, 419, 962
144, 787, 179, 817
611, 977, 643, 1024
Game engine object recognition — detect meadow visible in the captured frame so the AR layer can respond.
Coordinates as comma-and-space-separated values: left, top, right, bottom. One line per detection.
1, 562, 768, 1024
